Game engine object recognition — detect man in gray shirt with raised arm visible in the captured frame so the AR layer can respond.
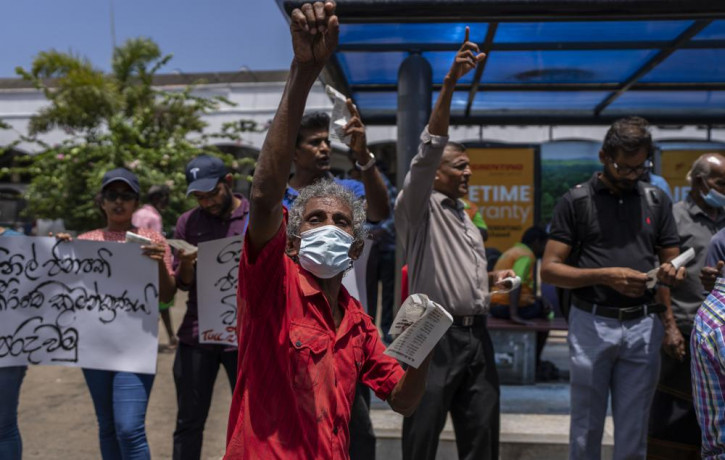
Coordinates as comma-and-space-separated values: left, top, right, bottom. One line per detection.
396, 28, 514, 460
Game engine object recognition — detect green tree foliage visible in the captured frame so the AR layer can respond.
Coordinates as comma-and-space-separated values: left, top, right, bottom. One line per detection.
4, 37, 258, 232
540, 158, 600, 222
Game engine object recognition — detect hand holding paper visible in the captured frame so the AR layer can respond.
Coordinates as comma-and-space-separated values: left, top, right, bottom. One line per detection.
167, 239, 198, 255
490, 276, 521, 295
646, 247, 695, 289
385, 294, 453, 368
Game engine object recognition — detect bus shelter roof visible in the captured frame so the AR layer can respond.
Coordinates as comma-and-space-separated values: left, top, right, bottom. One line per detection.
276, 0, 725, 125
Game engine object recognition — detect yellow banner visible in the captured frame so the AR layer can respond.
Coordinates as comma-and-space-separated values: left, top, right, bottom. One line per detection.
466, 147, 536, 252
661, 149, 725, 203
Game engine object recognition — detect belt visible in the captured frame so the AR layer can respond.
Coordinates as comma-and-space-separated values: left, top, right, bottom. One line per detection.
452, 315, 487, 327
573, 298, 665, 321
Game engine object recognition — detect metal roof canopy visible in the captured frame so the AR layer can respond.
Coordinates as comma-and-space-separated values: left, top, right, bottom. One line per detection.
277, 0, 725, 125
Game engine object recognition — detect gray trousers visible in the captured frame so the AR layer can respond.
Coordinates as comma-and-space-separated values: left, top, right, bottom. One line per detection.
569, 306, 663, 460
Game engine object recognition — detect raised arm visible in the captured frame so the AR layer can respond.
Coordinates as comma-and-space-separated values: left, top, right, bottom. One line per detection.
429, 27, 483, 137
397, 28, 485, 223
344, 99, 390, 222
248, 1, 339, 254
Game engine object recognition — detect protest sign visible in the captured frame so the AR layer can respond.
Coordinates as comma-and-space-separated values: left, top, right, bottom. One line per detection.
197, 236, 243, 345
0, 236, 159, 374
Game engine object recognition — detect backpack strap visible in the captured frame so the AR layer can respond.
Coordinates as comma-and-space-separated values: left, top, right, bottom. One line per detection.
638, 181, 664, 226
569, 182, 593, 256
557, 182, 593, 321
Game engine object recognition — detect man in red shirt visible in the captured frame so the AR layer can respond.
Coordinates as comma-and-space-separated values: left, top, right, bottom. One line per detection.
225, 2, 430, 459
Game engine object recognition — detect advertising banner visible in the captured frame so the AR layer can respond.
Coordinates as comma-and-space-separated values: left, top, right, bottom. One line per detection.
466, 147, 537, 252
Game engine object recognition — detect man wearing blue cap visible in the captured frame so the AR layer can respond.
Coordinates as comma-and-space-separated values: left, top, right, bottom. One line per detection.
172, 154, 250, 460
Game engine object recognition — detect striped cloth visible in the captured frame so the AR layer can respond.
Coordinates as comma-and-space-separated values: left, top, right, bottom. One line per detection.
691, 278, 725, 460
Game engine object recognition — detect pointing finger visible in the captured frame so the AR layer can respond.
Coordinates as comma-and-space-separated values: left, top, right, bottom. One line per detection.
464, 26, 470, 44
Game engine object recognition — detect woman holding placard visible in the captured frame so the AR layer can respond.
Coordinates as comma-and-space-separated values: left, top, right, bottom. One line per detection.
59, 167, 175, 460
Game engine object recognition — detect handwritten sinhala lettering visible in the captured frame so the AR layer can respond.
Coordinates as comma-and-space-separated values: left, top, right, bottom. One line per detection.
0, 312, 79, 364
43, 241, 113, 278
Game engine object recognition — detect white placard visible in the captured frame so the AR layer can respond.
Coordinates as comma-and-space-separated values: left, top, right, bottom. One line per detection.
0, 236, 159, 373
196, 235, 243, 345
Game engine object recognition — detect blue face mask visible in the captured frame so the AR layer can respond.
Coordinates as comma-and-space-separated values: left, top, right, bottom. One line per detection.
702, 186, 725, 208
298, 225, 354, 279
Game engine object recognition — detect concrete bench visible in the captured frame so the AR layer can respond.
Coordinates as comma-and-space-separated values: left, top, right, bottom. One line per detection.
488, 317, 568, 385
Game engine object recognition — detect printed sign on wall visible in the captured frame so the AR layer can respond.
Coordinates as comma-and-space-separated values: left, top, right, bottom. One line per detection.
0, 237, 159, 374
466, 147, 537, 252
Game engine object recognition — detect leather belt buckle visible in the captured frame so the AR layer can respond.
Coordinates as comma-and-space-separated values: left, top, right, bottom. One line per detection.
461, 316, 474, 327
617, 305, 645, 321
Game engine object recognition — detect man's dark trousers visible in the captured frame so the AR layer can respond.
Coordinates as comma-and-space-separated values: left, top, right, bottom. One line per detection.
172, 343, 237, 460
402, 324, 500, 460
349, 383, 376, 460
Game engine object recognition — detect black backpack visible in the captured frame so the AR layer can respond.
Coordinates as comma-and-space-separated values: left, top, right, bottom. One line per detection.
556, 181, 665, 320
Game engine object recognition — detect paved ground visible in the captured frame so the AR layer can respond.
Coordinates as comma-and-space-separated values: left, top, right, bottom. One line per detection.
18, 293, 232, 460
17, 299, 581, 459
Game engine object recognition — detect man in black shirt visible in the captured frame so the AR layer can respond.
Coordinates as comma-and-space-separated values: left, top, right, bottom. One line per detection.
542, 116, 685, 459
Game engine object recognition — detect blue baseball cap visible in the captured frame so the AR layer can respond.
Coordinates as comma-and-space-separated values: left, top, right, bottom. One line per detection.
185, 155, 227, 196
101, 168, 140, 194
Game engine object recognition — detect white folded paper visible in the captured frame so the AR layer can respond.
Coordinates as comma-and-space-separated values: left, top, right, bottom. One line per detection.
385, 294, 453, 368
167, 239, 198, 254
125, 231, 152, 245
646, 247, 696, 289
325, 85, 352, 146
490, 276, 521, 295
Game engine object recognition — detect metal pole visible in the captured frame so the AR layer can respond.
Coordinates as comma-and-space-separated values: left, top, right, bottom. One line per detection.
396, 53, 432, 191
394, 53, 432, 310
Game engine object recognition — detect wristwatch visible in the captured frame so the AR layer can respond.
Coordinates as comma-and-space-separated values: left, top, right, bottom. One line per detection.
355, 151, 376, 171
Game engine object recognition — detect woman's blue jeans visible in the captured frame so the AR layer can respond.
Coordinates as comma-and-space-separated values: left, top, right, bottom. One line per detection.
83, 369, 154, 460
0, 366, 27, 460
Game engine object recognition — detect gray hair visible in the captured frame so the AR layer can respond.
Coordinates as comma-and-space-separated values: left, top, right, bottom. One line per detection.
287, 179, 367, 247
687, 153, 724, 185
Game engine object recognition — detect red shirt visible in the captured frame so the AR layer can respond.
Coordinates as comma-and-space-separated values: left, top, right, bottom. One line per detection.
226, 221, 404, 459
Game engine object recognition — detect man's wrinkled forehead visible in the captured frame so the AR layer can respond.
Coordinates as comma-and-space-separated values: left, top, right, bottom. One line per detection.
298, 128, 329, 145
440, 145, 469, 164
302, 196, 352, 218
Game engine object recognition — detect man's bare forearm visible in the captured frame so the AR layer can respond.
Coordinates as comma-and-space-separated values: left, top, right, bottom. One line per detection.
656, 285, 677, 327
360, 167, 390, 222
541, 261, 613, 289
248, 61, 322, 249
428, 76, 456, 137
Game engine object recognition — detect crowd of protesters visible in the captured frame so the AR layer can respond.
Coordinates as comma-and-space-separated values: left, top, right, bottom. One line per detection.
4, 2, 725, 460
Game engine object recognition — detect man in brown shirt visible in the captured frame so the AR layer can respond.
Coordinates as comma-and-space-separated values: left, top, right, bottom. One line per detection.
395, 28, 515, 460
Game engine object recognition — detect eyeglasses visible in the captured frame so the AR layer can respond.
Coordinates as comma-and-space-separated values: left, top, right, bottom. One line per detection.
103, 190, 138, 202
611, 159, 653, 176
